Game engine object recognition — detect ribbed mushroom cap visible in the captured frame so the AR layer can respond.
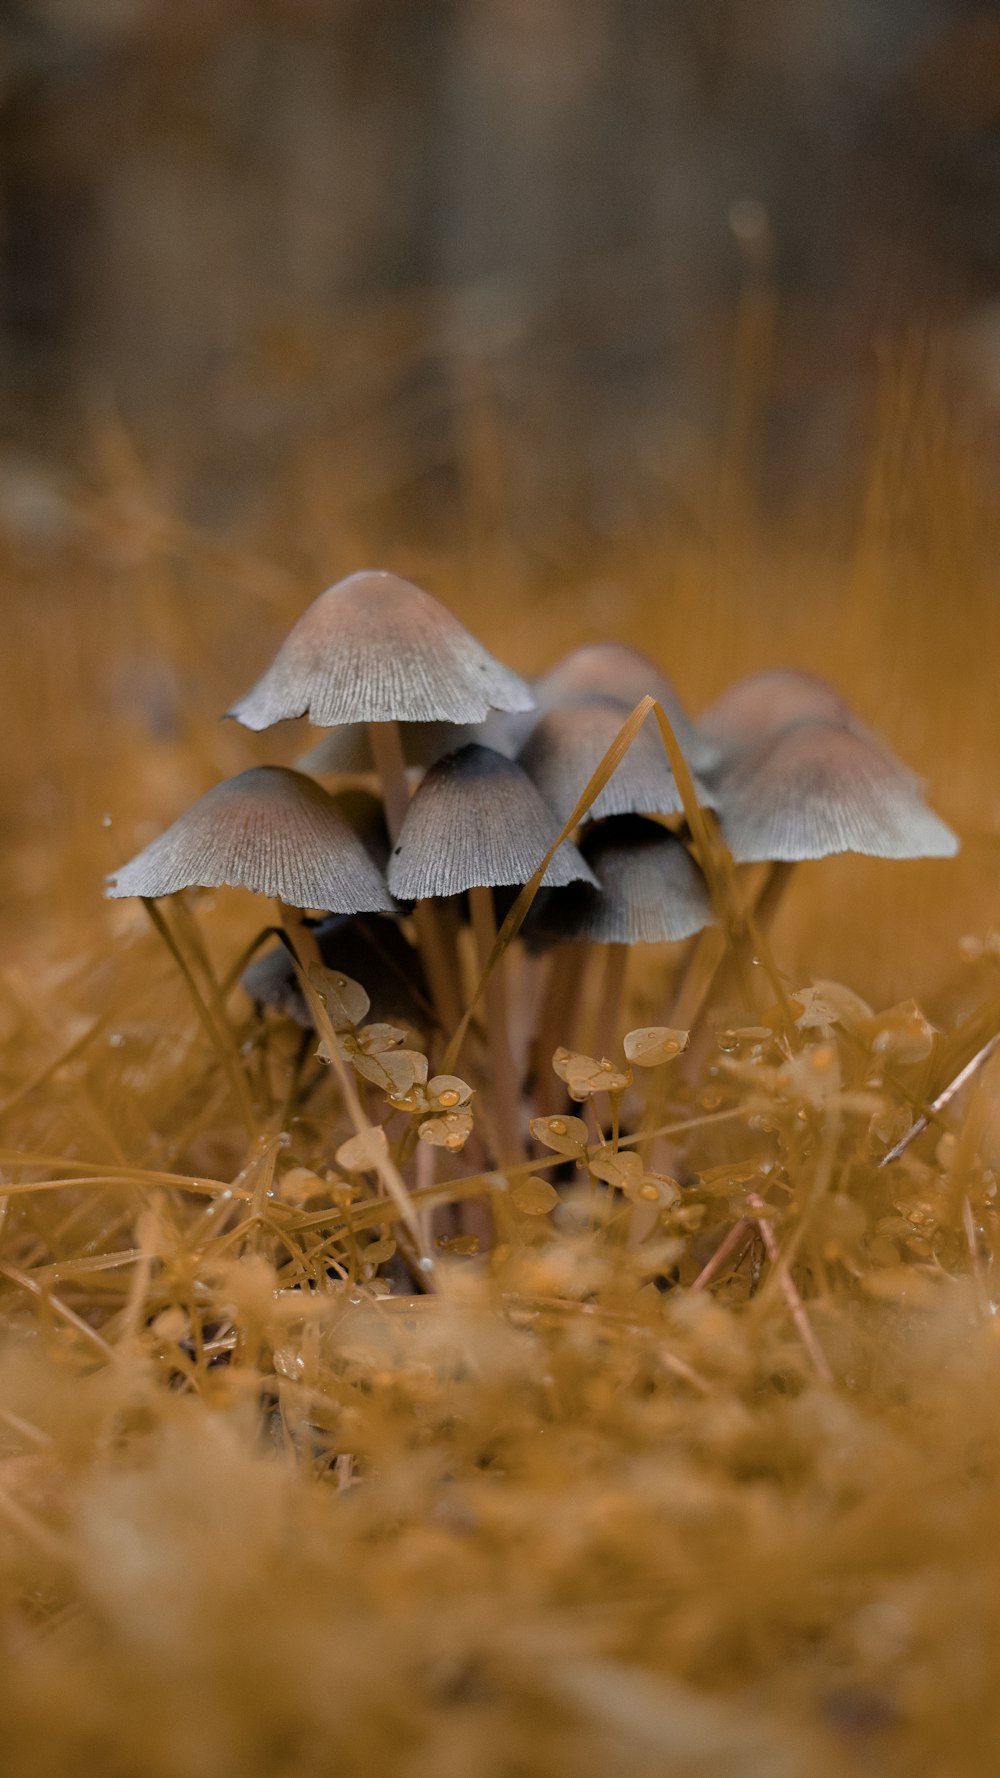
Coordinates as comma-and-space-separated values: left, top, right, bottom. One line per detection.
105, 766, 396, 910
387, 743, 598, 899
715, 719, 959, 863
243, 914, 429, 1030
698, 669, 852, 763
535, 643, 715, 771
228, 570, 535, 729
527, 816, 715, 946
518, 697, 716, 826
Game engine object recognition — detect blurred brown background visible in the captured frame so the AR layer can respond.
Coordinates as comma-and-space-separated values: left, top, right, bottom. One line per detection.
1, 0, 999, 1002
4, 0, 1000, 537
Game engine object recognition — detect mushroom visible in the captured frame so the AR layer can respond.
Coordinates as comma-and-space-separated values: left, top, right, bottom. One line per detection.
387, 744, 597, 1157
526, 815, 714, 1082
534, 642, 715, 771
518, 697, 716, 827
227, 570, 534, 1029
715, 718, 958, 863
106, 765, 395, 911
527, 815, 714, 946
387, 743, 597, 900
227, 568, 533, 732
697, 668, 919, 784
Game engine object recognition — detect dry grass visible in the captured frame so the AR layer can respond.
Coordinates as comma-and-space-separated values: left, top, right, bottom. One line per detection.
0, 349, 999, 1776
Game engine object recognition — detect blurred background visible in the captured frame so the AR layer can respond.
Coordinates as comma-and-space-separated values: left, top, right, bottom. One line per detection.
2, 0, 1000, 1004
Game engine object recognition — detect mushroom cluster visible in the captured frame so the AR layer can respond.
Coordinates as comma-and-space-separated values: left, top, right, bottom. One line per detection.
107, 571, 958, 1204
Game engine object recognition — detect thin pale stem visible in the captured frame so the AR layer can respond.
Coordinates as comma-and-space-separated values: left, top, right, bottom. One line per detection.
368, 717, 464, 1038
532, 943, 585, 1117
747, 1193, 832, 1384
367, 720, 410, 839
591, 943, 629, 1058
878, 1031, 1000, 1168
469, 885, 524, 1163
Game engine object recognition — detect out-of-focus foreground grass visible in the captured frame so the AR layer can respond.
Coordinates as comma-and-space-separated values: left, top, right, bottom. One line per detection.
0, 341, 999, 1777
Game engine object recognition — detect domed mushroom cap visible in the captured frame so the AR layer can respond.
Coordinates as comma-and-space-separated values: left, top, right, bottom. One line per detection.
105, 766, 396, 910
700, 668, 850, 750
535, 643, 715, 770
228, 570, 535, 729
528, 816, 715, 946
518, 697, 716, 826
715, 719, 959, 863
387, 743, 598, 899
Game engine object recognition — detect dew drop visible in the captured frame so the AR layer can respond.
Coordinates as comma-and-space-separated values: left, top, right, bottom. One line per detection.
549, 1118, 567, 1135
438, 1090, 460, 1108
107, 1032, 125, 1049
101, 813, 113, 828
418, 1255, 434, 1272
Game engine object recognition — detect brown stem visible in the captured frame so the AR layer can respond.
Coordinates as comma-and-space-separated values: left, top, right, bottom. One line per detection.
532, 943, 585, 1117
469, 885, 524, 1163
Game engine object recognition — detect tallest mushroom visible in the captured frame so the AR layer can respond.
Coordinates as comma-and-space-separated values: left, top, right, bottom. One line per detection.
228, 569, 534, 832
228, 570, 537, 1032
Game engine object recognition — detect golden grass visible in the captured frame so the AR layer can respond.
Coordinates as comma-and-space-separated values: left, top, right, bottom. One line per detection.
0, 350, 999, 1775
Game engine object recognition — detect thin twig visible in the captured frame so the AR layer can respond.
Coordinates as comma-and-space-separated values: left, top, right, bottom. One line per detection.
878, 1032, 1000, 1168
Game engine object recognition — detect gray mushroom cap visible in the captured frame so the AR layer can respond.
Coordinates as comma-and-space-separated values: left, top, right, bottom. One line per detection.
518, 696, 716, 826
105, 766, 396, 911
386, 743, 599, 899
696, 667, 919, 784
535, 642, 717, 771
227, 570, 535, 730
527, 816, 715, 946
715, 718, 959, 863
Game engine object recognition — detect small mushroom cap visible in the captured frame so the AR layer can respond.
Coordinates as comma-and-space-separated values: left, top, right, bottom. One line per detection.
243, 914, 429, 1030
700, 668, 850, 750
387, 743, 599, 899
535, 643, 716, 770
518, 697, 716, 826
715, 719, 959, 863
105, 766, 396, 910
527, 816, 715, 946
228, 570, 535, 729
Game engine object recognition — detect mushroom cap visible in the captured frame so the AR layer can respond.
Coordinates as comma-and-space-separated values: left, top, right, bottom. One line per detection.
387, 743, 599, 899
528, 816, 715, 946
700, 668, 850, 750
518, 697, 716, 826
105, 766, 396, 910
228, 570, 535, 729
535, 643, 716, 770
243, 913, 429, 1030
715, 719, 959, 863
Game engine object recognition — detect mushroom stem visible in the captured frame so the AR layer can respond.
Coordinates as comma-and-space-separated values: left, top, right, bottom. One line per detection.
752, 860, 796, 934
367, 721, 410, 840
590, 943, 629, 1057
469, 885, 525, 1162
368, 717, 465, 1038
532, 943, 585, 1116
277, 901, 435, 1284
